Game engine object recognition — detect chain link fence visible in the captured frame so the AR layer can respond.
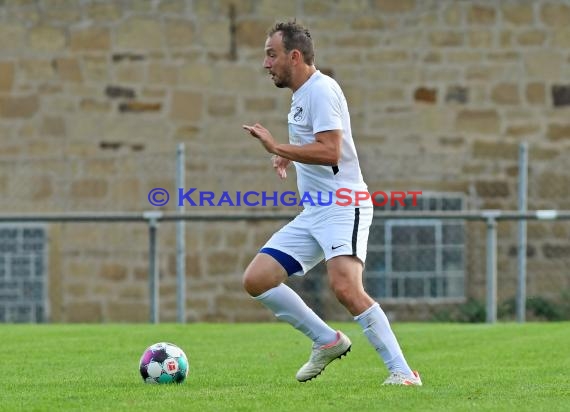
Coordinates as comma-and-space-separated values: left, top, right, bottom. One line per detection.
0, 150, 180, 322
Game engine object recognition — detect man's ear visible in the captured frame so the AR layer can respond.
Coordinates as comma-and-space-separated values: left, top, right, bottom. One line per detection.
290, 49, 302, 65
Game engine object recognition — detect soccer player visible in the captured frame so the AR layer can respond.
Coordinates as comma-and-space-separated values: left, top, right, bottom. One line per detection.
242, 20, 421, 386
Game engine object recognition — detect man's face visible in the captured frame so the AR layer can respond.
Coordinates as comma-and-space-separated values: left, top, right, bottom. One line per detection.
263, 32, 292, 89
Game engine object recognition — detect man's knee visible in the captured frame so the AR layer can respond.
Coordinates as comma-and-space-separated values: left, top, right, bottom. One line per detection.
327, 255, 373, 314
242, 268, 265, 297
242, 253, 287, 297
329, 276, 350, 300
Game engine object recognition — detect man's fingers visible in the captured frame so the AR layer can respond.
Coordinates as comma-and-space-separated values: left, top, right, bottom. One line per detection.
276, 166, 287, 179
243, 125, 258, 137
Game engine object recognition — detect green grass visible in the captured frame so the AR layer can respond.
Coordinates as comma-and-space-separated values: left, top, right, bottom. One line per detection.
0, 322, 569, 411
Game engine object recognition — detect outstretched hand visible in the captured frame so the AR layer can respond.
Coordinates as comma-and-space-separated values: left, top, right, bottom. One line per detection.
243, 123, 277, 154
243, 123, 290, 179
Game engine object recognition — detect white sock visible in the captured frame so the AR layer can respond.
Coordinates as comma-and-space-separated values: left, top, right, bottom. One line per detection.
355, 302, 413, 375
254, 283, 338, 346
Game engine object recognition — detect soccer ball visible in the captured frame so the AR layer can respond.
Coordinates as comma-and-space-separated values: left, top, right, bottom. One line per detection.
139, 342, 189, 384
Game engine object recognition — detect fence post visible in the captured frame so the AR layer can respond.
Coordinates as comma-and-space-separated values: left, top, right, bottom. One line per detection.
485, 213, 498, 324
176, 143, 186, 323
517, 142, 528, 323
144, 211, 162, 324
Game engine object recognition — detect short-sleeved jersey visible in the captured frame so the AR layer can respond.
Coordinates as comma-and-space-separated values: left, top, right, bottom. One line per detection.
287, 70, 371, 207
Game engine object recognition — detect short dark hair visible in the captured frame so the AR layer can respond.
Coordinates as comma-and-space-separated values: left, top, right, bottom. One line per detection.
268, 20, 314, 65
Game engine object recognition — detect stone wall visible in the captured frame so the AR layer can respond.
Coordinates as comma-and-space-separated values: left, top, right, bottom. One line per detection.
0, 0, 569, 322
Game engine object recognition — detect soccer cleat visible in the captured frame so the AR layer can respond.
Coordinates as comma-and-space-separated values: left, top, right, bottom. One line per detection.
296, 331, 351, 382
382, 370, 422, 386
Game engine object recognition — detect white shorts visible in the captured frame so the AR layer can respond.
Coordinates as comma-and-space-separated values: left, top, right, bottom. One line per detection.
261, 205, 373, 276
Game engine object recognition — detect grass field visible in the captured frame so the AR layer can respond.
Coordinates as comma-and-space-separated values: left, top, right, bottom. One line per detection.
1, 322, 568, 411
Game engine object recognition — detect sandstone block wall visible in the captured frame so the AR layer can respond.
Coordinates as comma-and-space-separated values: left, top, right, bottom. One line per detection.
0, 0, 568, 322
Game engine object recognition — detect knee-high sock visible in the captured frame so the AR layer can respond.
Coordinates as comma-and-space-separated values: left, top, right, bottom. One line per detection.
254, 283, 338, 346
355, 302, 413, 375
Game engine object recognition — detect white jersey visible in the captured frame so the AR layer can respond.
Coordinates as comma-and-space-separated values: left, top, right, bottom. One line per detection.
287, 70, 371, 207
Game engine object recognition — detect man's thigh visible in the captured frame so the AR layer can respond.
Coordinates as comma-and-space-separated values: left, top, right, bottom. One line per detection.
261, 211, 325, 275
312, 206, 373, 266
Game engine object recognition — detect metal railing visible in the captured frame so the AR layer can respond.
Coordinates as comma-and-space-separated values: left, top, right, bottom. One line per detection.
1, 209, 569, 324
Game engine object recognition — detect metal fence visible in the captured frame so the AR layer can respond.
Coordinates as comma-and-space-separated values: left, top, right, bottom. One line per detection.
1, 143, 570, 323
1, 209, 570, 324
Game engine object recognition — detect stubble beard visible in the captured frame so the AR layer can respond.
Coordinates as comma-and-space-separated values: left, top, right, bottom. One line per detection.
272, 67, 292, 89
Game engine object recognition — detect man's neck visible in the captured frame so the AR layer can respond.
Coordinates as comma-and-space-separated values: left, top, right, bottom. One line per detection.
290, 66, 317, 92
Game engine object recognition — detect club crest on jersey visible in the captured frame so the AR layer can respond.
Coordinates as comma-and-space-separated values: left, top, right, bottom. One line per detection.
293, 106, 304, 122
